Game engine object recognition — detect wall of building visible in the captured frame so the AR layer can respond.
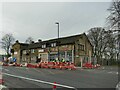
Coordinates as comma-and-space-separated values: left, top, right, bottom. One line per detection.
12, 43, 21, 63
12, 34, 93, 66
74, 35, 93, 66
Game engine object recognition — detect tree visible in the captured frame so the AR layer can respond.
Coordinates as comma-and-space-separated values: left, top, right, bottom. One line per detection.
87, 27, 117, 65
25, 37, 34, 44
107, 0, 120, 62
104, 30, 116, 65
87, 27, 106, 64
0, 33, 15, 57
107, 0, 120, 29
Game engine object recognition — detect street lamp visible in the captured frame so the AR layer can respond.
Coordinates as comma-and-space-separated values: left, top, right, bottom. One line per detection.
55, 22, 60, 61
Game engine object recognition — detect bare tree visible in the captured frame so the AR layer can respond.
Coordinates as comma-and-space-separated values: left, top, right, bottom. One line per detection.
25, 37, 34, 44
107, 0, 120, 29
0, 33, 15, 57
107, 0, 120, 61
104, 30, 116, 65
88, 27, 117, 65
87, 27, 106, 64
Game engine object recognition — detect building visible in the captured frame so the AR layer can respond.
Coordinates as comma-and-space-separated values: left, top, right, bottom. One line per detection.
11, 33, 93, 66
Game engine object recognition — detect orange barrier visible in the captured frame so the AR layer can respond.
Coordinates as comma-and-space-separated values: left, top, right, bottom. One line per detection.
2, 62, 76, 70
82, 63, 100, 69
3, 63, 9, 66
47, 62, 55, 69
27, 64, 38, 68
38, 62, 76, 70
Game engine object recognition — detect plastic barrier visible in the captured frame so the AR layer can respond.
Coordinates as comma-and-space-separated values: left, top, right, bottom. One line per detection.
47, 62, 55, 69
40, 62, 49, 68
39, 62, 76, 70
27, 64, 38, 68
3, 63, 9, 66
82, 63, 100, 69
2, 61, 76, 70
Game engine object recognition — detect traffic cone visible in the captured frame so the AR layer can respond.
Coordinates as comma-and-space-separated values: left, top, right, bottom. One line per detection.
53, 82, 57, 90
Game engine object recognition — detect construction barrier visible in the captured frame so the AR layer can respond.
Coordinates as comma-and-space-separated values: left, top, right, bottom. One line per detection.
82, 63, 100, 69
27, 63, 38, 68
39, 62, 76, 70
2, 62, 76, 70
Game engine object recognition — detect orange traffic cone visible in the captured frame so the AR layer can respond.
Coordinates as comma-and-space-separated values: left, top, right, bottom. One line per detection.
53, 82, 57, 90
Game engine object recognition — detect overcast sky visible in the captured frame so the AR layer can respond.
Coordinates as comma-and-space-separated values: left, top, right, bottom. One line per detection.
0, 1, 112, 54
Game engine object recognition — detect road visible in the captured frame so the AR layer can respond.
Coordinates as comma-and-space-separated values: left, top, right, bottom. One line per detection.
1, 66, 119, 89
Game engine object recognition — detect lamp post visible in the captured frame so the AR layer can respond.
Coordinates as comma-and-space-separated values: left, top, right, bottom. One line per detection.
55, 22, 60, 61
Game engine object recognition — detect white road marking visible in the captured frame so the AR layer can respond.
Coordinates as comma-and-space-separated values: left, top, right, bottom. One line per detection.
116, 82, 120, 90
3, 73, 76, 89
108, 71, 118, 74
0, 85, 7, 90
116, 72, 118, 75
108, 71, 113, 73
4, 69, 9, 71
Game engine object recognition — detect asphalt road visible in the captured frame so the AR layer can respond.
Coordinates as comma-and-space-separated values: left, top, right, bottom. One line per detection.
1, 66, 119, 89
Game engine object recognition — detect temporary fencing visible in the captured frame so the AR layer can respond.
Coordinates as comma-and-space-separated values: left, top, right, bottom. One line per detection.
39, 62, 76, 70
82, 63, 100, 69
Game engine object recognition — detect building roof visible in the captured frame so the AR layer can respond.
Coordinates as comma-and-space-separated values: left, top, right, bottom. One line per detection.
44, 33, 83, 45
28, 33, 84, 49
13, 33, 93, 49
28, 42, 41, 49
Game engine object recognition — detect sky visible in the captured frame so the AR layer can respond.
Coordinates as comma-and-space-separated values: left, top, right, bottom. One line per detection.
0, 0, 112, 54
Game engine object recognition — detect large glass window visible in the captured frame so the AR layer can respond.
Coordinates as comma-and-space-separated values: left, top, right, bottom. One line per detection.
38, 53, 48, 62
31, 49, 35, 53
66, 50, 72, 62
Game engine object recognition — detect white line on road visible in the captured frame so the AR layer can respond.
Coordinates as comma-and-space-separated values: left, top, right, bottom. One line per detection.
3, 73, 76, 89
116, 82, 120, 90
108, 71, 118, 74
4, 69, 9, 72
0, 85, 7, 90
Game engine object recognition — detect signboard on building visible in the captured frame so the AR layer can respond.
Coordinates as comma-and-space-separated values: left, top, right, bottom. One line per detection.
38, 49, 44, 52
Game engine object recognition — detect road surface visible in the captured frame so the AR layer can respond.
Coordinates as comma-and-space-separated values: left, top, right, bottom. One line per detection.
1, 66, 119, 89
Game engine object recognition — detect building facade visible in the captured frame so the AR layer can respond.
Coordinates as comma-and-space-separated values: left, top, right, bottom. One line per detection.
11, 33, 93, 66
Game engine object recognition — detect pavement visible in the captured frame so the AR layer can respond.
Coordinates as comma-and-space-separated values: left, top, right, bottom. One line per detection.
1, 65, 119, 90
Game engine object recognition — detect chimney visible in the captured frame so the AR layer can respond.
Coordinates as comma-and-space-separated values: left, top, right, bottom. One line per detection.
16, 40, 19, 43
38, 39, 42, 42
31, 41, 34, 44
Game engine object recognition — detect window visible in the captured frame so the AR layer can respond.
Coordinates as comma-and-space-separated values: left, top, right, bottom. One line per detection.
51, 43, 54, 47
31, 49, 35, 53
23, 50, 26, 54
78, 44, 84, 51
51, 43, 56, 47
42, 44, 46, 48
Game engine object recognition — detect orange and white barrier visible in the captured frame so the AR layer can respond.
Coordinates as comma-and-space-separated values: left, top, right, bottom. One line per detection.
2, 61, 76, 70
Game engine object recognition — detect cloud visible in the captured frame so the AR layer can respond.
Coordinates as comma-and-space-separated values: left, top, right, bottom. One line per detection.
0, 2, 111, 54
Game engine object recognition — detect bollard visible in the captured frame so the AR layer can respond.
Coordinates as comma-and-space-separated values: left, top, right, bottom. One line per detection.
53, 82, 57, 90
